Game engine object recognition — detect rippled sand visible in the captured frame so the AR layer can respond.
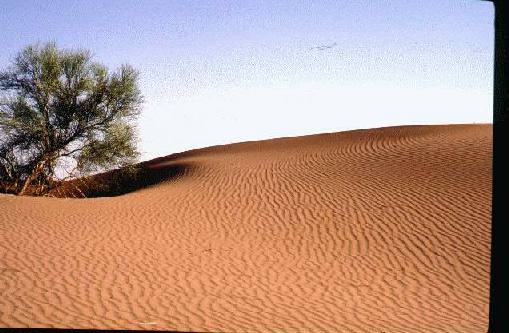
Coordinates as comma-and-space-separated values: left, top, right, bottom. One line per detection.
0, 124, 492, 332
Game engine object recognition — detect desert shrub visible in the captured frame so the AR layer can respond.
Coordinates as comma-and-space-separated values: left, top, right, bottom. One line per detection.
0, 42, 143, 195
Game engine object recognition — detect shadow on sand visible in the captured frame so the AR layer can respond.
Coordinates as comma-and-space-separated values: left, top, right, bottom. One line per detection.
48, 160, 191, 198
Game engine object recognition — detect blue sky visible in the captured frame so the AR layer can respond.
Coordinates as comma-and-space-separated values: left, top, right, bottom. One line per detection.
0, 0, 494, 160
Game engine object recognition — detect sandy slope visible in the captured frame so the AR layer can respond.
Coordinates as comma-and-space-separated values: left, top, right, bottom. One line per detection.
0, 124, 492, 332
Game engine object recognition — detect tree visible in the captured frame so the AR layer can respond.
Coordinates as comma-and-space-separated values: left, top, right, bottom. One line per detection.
0, 42, 143, 195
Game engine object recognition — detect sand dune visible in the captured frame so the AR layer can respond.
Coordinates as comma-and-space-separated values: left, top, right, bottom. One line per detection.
0, 124, 492, 332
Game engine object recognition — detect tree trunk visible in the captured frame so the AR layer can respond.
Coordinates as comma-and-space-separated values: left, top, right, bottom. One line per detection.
18, 160, 45, 195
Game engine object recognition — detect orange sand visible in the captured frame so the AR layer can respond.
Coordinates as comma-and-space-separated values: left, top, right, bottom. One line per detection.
0, 124, 492, 332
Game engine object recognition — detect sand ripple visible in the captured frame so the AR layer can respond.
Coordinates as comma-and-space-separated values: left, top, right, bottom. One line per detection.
0, 124, 491, 332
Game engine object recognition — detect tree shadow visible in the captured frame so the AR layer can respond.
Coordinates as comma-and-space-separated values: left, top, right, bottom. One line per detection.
49, 161, 192, 198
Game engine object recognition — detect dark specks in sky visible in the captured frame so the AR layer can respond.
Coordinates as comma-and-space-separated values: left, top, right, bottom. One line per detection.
309, 42, 338, 51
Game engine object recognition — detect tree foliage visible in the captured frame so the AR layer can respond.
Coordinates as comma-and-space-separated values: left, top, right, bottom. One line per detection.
0, 42, 143, 195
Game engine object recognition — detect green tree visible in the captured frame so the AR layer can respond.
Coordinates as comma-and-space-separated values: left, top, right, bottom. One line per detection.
0, 42, 143, 195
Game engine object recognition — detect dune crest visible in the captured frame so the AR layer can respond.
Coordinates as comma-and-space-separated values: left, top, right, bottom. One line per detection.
0, 124, 492, 332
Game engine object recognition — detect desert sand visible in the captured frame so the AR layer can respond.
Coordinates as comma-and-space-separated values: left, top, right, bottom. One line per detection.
0, 124, 492, 332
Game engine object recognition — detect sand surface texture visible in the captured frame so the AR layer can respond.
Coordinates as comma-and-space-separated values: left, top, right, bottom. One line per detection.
0, 124, 492, 332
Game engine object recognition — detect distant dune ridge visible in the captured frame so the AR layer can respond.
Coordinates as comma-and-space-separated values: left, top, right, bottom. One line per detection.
0, 124, 492, 332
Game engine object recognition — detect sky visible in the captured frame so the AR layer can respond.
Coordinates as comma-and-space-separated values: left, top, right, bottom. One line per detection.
0, 0, 495, 160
